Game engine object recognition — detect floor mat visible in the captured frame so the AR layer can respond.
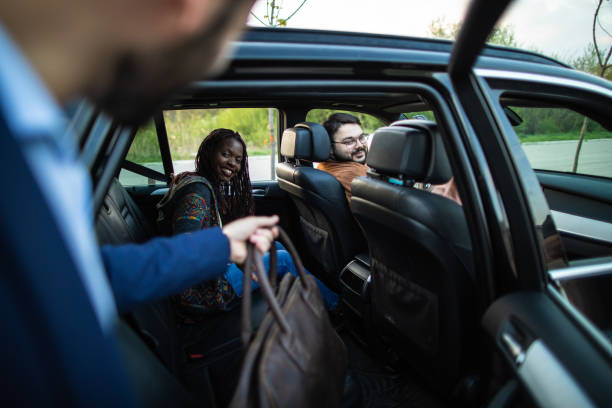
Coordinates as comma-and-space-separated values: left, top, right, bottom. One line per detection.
342, 333, 448, 408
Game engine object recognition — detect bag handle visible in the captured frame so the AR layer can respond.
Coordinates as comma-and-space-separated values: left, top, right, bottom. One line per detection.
240, 227, 308, 345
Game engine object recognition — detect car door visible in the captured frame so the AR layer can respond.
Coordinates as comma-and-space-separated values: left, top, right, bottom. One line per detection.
447, 0, 612, 406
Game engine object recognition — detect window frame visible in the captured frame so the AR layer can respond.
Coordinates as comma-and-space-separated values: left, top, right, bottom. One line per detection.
481, 68, 612, 276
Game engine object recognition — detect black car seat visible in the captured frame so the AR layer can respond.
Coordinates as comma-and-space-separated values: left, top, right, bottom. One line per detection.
96, 179, 182, 373
95, 178, 266, 407
350, 120, 476, 391
96, 178, 155, 245
276, 122, 367, 291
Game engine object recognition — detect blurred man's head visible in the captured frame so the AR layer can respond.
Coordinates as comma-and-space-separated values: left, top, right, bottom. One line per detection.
323, 113, 367, 163
1, 0, 255, 125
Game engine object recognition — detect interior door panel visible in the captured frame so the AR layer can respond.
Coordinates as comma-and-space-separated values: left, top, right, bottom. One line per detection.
483, 290, 612, 407
251, 180, 293, 235
536, 171, 612, 259
550, 257, 612, 339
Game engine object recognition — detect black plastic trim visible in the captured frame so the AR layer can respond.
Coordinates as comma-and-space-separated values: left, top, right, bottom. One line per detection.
154, 113, 174, 177
122, 160, 168, 184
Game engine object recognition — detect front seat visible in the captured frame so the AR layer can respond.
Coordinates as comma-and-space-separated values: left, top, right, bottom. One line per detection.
276, 122, 367, 291
350, 120, 476, 391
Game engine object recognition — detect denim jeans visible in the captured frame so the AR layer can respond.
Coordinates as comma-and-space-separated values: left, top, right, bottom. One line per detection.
224, 242, 338, 310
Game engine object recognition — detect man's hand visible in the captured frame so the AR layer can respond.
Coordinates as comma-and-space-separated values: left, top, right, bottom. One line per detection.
222, 215, 279, 264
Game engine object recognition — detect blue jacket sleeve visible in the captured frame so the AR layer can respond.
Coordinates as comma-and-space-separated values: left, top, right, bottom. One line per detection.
100, 227, 230, 313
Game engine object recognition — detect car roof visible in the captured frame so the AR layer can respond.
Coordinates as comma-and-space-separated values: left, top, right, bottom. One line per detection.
165, 27, 612, 118
237, 27, 567, 68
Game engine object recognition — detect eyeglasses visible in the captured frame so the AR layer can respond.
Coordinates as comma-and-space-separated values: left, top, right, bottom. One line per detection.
333, 134, 368, 148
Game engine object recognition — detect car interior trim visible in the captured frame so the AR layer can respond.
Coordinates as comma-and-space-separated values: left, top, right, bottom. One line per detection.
549, 257, 612, 282
234, 41, 450, 66
92, 127, 135, 216
475, 68, 612, 98
551, 210, 612, 244
81, 114, 113, 170
547, 283, 612, 359
518, 339, 595, 408
484, 85, 569, 272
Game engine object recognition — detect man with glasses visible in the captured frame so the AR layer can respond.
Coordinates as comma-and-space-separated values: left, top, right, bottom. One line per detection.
318, 112, 369, 202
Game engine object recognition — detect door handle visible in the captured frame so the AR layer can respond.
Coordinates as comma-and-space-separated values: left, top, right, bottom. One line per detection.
501, 330, 526, 366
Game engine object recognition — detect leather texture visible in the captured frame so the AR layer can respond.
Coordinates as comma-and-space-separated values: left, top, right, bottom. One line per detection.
351, 123, 476, 392
95, 178, 272, 406
230, 229, 348, 408
277, 123, 366, 290
280, 122, 331, 162
96, 178, 155, 245
95, 179, 183, 374
366, 120, 452, 185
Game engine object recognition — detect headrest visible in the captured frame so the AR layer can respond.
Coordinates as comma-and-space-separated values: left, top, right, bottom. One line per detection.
281, 122, 330, 162
366, 120, 452, 184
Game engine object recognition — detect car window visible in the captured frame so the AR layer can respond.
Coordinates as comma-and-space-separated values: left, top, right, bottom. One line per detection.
402, 110, 436, 122
119, 121, 165, 186
163, 108, 278, 181
501, 100, 612, 343
510, 106, 612, 178
305, 109, 386, 134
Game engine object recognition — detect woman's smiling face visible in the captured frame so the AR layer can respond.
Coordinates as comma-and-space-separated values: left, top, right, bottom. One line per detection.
213, 137, 243, 182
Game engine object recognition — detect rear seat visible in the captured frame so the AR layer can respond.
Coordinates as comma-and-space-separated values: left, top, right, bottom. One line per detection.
96, 178, 155, 245
96, 178, 267, 406
96, 178, 193, 408
96, 178, 182, 372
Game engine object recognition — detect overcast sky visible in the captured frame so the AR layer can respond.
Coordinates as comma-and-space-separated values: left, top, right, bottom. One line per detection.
248, 0, 612, 62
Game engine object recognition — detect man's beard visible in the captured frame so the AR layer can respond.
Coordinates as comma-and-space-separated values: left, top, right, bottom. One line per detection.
351, 147, 367, 163
332, 146, 367, 163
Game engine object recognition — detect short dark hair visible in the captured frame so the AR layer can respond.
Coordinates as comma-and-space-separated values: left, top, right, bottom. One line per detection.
322, 113, 361, 140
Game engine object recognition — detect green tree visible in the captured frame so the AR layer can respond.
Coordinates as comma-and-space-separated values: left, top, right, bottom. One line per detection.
572, 0, 612, 172
428, 18, 519, 47
305, 109, 386, 134
250, 0, 307, 27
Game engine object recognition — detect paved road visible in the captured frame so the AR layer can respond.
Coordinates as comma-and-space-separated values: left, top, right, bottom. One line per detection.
119, 139, 612, 186
521, 139, 612, 177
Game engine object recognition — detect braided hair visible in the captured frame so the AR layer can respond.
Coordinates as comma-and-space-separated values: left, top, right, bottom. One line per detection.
195, 128, 254, 223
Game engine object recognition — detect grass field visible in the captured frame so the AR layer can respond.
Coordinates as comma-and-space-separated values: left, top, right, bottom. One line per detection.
518, 130, 611, 143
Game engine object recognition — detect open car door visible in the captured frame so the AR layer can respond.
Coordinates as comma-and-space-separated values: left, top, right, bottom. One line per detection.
448, 0, 612, 406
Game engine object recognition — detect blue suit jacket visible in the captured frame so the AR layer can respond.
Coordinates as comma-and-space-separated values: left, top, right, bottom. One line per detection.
101, 227, 230, 313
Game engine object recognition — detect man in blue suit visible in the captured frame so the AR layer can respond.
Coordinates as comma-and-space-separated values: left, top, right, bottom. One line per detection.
0, 0, 272, 405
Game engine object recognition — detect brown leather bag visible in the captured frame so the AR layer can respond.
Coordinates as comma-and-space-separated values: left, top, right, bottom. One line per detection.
229, 228, 348, 408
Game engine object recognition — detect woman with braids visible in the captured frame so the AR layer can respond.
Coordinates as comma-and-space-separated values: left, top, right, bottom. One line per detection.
157, 128, 338, 317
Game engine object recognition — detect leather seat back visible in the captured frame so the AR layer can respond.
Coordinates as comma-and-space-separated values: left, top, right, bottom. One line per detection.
351, 120, 475, 391
96, 178, 155, 245
95, 179, 182, 372
276, 122, 366, 290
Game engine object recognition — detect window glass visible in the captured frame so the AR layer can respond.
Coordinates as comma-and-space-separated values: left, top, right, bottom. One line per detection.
511, 106, 612, 178
403, 110, 436, 122
306, 109, 385, 134
163, 108, 278, 181
119, 121, 165, 186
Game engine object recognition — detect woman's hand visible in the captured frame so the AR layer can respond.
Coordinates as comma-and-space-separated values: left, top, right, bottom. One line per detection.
222, 215, 279, 264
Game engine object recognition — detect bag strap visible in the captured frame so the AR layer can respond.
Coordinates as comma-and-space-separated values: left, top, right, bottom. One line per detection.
240, 227, 308, 345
